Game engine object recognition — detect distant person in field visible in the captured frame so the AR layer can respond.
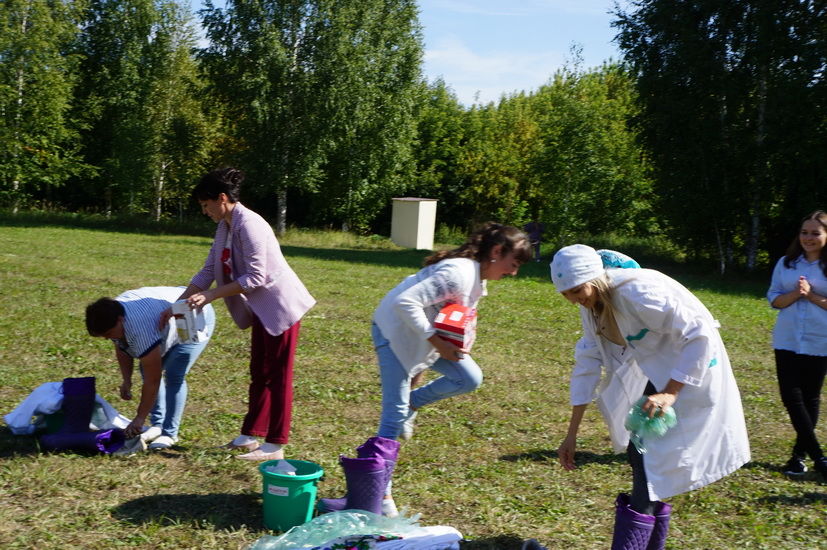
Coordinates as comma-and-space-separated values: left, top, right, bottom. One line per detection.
550, 244, 750, 550
86, 287, 215, 449
524, 219, 544, 262
163, 167, 315, 461
767, 210, 827, 480
318, 223, 532, 518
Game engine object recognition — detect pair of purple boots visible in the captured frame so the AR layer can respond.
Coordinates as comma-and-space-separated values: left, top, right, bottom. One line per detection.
317, 436, 400, 516
39, 377, 125, 454
611, 493, 672, 550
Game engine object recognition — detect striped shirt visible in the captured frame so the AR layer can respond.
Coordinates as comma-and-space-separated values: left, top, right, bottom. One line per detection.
114, 287, 186, 358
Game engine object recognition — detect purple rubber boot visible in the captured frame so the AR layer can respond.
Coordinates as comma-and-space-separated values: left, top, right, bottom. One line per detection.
645, 501, 672, 550
338, 456, 386, 514
611, 493, 655, 550
318, 436, 400, 514
60, 377, 97, 433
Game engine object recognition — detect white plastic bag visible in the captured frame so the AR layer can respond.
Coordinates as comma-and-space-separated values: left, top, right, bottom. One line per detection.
248, 510, 444, 549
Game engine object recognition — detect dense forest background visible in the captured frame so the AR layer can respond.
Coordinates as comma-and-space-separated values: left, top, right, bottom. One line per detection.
1, 0, 825, 271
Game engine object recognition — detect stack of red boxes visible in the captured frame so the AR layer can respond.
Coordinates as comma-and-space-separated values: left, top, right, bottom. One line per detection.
434, 303, 477, 350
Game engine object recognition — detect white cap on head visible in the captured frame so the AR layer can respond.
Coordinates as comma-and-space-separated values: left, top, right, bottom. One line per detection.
549, 244, 604, 292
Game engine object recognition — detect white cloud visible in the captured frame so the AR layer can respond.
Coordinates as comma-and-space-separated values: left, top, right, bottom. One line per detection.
424, 36, 566, 105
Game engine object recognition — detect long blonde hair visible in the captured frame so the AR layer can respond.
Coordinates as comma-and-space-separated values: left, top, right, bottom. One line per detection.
590, 273, 623, 345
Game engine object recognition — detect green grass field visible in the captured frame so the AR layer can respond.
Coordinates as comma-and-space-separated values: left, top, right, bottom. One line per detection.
0, 223, 824, 549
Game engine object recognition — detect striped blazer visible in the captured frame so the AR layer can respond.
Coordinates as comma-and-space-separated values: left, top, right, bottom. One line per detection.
191, 203, 315, 336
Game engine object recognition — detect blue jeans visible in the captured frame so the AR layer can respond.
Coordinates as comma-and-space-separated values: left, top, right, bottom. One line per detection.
373, 323, 483, 439
145, 305, 215, 439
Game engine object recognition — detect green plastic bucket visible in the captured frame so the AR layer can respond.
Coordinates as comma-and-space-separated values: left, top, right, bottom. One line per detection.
259, 459, 324, 532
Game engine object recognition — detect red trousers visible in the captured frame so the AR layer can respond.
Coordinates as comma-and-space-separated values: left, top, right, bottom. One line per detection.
241, 316, 300, 444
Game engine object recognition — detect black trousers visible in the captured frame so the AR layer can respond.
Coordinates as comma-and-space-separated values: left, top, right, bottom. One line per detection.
775, 349, 827, 460
628, 381, 657, 515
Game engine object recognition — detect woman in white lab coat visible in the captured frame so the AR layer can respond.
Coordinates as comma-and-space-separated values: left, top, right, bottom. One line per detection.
551, 245, 750, 550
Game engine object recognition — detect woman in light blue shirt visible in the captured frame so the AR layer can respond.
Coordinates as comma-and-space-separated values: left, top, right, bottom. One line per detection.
767, 210, 827, 479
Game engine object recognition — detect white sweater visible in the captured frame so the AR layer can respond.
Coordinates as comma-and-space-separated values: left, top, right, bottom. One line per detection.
373, 258, 486, 374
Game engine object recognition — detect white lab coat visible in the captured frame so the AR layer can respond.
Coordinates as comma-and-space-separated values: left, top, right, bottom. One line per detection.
569, 269, 751, 501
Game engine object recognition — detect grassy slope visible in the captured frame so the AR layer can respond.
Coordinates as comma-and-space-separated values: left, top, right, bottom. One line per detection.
0, 225, 824, 549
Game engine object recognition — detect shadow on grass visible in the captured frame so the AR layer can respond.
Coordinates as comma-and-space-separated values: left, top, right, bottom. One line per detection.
742, 460, 817, 476
736, 459, 801, 476
743, 460, 827, 486
742, 460, 780, 472
0, 431, 40, 458
0, 210, 774, 293
499, 449, 626, 466
755, 492, 827, 506
0, 209, 217, 238
284, 245, 575, 284
460, 534, 530, 549
113, 492, 262, 530
246, 245, 777, 294
282, 245, 429, 271
0, 429, 199, 459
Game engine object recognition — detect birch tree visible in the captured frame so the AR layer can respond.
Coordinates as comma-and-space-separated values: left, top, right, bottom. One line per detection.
0, 0, 87, 211
200, 0, 423, 232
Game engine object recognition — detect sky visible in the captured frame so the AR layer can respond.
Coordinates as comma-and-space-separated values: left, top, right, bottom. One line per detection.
192, 0, 629, 106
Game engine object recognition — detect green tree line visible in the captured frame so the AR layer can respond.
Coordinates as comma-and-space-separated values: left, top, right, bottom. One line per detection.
1, 0, 824, 271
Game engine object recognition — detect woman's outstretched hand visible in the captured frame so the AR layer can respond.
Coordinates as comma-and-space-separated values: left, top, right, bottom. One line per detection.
186, 290, 214, 310
558, 434, 578, 471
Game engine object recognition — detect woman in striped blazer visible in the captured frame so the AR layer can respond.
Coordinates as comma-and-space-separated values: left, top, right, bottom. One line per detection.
169, 167, 316, 461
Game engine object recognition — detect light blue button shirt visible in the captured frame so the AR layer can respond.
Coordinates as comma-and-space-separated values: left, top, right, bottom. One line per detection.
767, 256, 827, 356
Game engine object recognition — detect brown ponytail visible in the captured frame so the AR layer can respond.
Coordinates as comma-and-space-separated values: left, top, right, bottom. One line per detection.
424, 222, 532, 266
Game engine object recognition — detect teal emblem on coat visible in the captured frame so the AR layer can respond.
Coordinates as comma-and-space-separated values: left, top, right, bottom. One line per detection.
708, 358, 718, 368
625, 328, 649, 344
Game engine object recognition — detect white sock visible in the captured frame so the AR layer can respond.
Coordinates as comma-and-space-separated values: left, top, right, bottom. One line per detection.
258, 442, 283, 453
382, 497, 399, 518
232, 434, 258, 446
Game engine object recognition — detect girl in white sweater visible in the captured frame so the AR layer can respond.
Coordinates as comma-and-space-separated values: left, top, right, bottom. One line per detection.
372, 222, 531, 511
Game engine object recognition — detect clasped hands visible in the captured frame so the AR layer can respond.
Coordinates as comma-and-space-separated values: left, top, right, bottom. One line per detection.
797, 275, 812, 298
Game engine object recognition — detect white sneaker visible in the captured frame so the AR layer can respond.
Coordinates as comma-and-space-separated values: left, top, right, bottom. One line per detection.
401, 409, 417, 441
140, 426, 162, 443
112, 436, 147, 456
148, 435, 178, 450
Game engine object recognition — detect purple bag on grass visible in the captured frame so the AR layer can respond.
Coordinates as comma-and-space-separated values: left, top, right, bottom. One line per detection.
37, 376, 127, 454
39, 429, 126, 454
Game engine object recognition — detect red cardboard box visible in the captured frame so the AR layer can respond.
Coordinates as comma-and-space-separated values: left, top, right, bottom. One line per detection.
434, 303, 477, 350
